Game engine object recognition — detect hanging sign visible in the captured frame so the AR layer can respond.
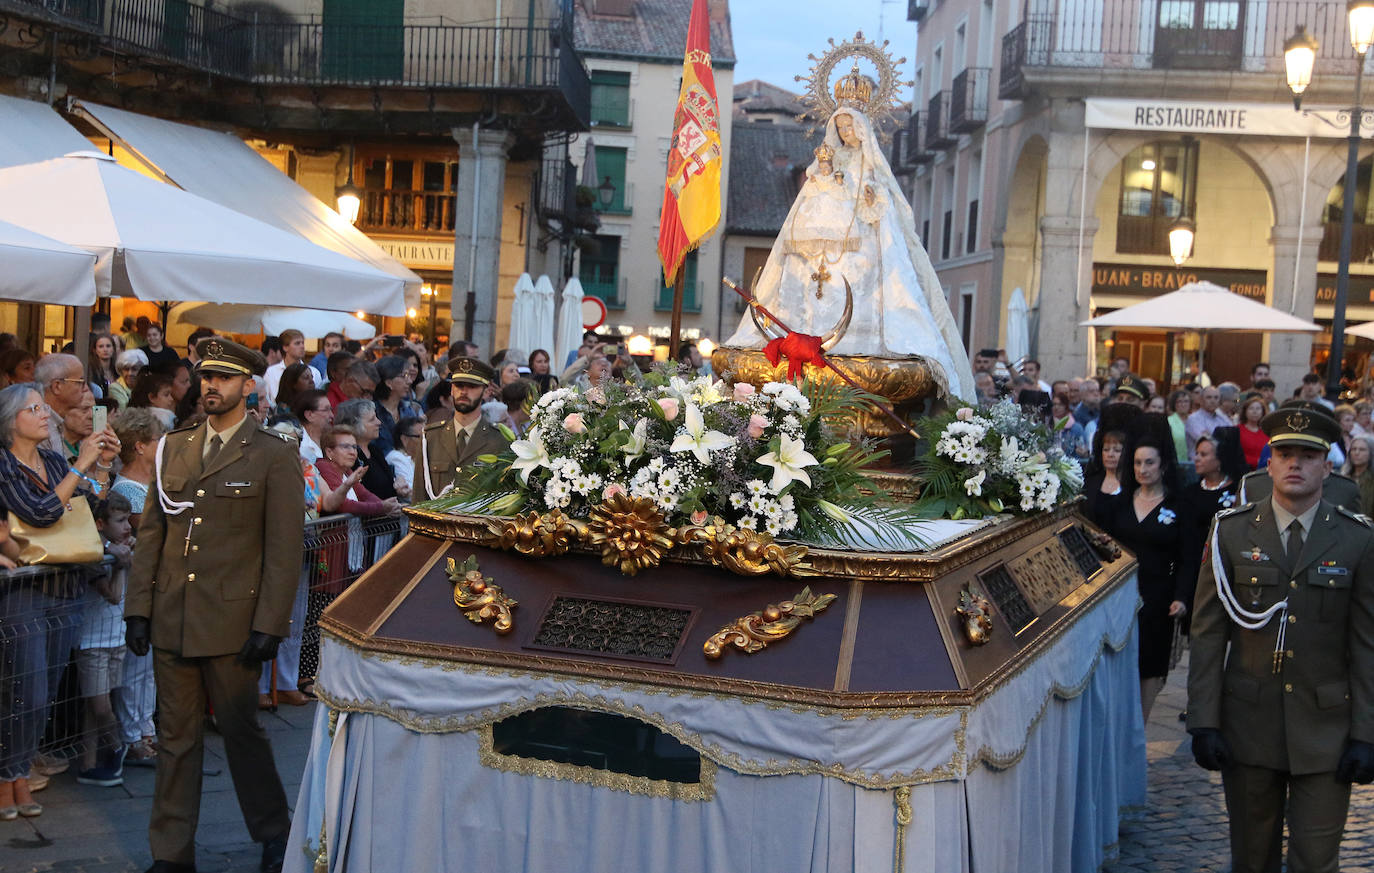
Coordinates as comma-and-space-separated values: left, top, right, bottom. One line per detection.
1085, 98, 1373, 139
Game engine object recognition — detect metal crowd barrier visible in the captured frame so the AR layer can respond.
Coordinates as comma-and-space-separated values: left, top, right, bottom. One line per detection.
0, 512, 406, 779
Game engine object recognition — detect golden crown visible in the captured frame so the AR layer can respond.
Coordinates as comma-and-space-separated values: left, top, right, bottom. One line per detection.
833, 64, 875, 108
813, 142, 835, 162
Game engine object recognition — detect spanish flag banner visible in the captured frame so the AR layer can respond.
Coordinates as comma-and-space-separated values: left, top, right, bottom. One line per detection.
657, 0, 722, 285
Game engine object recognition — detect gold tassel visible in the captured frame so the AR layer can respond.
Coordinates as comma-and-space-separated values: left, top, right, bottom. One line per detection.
892, 785, 913, 872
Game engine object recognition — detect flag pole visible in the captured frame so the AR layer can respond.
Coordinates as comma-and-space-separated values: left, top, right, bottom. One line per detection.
668, 268, 685, 361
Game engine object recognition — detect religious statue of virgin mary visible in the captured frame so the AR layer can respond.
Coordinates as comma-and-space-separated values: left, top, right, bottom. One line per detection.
723, 35, 975, 403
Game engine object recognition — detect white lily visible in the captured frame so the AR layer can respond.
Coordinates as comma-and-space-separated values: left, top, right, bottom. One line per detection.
692, 379, 729, 406
509, 427, 551, 484
757, 434, 820, 493
669, 403, 734, 464
620, 418, 649, 462
964, 469, 986, 497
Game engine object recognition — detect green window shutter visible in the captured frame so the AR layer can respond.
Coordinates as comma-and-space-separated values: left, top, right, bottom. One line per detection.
323, 0, 404, 82
590, 71, 631, 127
656, 251, 699, 311
578, 234, 621, 305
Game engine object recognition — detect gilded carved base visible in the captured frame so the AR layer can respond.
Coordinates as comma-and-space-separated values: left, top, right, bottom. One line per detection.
711, 346, 950, 438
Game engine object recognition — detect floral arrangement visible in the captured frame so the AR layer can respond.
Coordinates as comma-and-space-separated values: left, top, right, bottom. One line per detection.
448, 371, 892, 543
912, 398, 1084, 519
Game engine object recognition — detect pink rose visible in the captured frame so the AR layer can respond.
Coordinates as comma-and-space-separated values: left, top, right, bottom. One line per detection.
563, 413, 586, 434
732, 382, 756, 401
747, 413, 768, 439
956, 407, 974, 421
657, 397, 680, 421
603, 483, 626, 500
690, 509, 709, 525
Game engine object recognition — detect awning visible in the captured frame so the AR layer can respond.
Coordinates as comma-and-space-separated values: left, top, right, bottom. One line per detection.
71, 100, 422, 308
0, 94, 98, 168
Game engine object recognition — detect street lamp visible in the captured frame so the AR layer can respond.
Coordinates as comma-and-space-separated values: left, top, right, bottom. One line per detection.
1168, 216, 1195, 266
1283, 26, 1319, 109
598, 175, 617, 208
1286, 0, 1374, 399
336, 145, 362, 225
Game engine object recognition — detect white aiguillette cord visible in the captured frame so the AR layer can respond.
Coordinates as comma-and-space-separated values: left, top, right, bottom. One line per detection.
154, 434, 193, 517
1210, 523, 1289, 672
419, 422, 458, 501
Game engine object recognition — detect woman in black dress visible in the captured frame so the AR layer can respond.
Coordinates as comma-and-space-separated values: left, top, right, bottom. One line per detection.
1081, 403, 1143, 527
1184, 433, 1240, 545
1107, 425, 1199, 722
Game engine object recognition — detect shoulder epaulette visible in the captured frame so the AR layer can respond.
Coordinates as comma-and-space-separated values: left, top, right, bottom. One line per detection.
1337, 505, 1373, 526
168, 420, 200, 434
424, 417, 449, 431
1216, 502, 1258, 521
1331, 471, 1357, 484
258, 425, 293, 442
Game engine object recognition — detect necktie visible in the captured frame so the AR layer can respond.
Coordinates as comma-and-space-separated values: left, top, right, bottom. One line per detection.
204, 434, 224, 465
456, 427, 469, 457
1286, 518, 1305, 564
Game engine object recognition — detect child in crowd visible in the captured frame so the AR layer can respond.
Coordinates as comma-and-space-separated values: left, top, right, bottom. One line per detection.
76, 492, 134, 786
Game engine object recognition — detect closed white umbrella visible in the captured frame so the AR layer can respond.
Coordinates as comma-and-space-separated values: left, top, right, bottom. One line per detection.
532, 274, 558, 357
579, 137, 599, 188
0, 152, 407, 315
0, 218, 97, 305
506, 273, 538, 358
178, 303, 376, 339
1005, 287, 1029, 365
556, 277, 587, 370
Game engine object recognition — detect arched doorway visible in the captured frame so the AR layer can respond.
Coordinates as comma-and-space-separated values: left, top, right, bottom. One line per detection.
1089, 135, 1275, 389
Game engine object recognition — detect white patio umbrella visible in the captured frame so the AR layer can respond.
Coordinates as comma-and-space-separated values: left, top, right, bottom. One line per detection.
532, 274, 558, 356
0, 152, 407, 315
0, 218, 97, 305
556, 277, 587, 369
506, 273, 538, 357
177, 303, 376, 339
1082, 280, 1319, 375
1005, 287, 1029, 365
1344, 321, 1374, 341
579, 137, 599, 188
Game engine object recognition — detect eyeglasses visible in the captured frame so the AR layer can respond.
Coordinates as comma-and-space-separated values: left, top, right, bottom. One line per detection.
18, 402, 44, 415
334, 443, 359, 451
57, 377, 87, 386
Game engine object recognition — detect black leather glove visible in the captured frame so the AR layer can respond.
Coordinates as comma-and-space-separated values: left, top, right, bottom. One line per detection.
1190, 728, 1231, 771
125, 616, 150, 657
237, 631, 282, 666
1336, 740, 1374, 784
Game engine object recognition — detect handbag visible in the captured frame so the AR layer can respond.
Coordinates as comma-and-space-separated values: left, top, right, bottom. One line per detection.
6, 463, 104, 565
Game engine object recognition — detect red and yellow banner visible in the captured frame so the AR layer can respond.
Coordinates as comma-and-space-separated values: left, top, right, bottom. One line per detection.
657, 0, 721, 285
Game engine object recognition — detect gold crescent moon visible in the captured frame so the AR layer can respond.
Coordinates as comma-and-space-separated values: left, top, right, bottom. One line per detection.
749, 270, 854, 352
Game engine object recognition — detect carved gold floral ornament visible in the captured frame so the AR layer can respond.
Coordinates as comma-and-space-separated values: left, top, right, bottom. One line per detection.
703, 586, 837, 659
448, 555, 517, 633
481, 496, 815, 579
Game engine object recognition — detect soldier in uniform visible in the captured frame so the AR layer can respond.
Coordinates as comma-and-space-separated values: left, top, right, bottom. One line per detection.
124, 338, 305, 873
1188, 405, 1374, 873
1236, 400, 1361, 512
412, 356, 510, 500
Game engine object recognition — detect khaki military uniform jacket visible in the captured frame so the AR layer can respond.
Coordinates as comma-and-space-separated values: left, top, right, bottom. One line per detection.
125, 420, 306, 658
1187, 499, 1374, 774
1237, 469, 1361, 513
411, 415, 510, 500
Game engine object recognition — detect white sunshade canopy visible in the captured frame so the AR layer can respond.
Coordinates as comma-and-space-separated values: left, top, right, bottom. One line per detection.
0, 152, 407, 315
178, 303, 377, 339
72, 100, 422, 306
0, 218, 98, 306
0, 93, 94, 168
1082, 280, 1320, 333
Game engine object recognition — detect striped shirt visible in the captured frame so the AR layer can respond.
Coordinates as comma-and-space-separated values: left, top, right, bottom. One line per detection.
0, 446, 88, 526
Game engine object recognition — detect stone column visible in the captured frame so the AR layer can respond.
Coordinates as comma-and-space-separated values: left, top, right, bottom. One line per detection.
452, 127, 514, 356
1267, 223, 1322, 395
1036, 215, 1099, 380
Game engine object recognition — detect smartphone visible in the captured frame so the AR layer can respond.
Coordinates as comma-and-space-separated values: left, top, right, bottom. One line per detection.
92, 405, 107, 435
602, 343, 619, 356
383, 335, 405, 348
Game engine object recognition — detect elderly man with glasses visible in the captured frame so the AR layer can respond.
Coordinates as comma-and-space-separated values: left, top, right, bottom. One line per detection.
34, 353, 89, 456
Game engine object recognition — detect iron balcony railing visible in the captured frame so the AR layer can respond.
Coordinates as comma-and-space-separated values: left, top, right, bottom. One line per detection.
949, 67, 989, 133
1001, 0, 1360, 99
890, 111, 933, 173
0, 0, 104, 30
925, 91, 955, 151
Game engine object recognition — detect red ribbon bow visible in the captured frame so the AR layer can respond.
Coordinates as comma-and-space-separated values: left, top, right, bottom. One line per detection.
764, 331, 826, 381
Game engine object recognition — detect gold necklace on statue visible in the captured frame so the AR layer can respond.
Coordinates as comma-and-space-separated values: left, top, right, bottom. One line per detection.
790, 149, 866, 299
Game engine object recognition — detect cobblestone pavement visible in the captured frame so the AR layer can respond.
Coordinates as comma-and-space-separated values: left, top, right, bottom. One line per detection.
1105, 653, 1374, 872
8, 654, 1374, 872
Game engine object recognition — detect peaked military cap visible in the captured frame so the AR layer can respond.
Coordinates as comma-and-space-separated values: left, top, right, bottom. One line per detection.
1113, 374, 1148, 401
196, 337, 268, 377
1261, 398, 1340, 450
446, 356, 496, 387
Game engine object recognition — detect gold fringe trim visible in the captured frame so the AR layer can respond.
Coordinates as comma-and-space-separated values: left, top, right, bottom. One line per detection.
476, 724, 717, 802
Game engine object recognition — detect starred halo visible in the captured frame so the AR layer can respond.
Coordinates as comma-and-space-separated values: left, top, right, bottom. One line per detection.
795, 31, 911, 137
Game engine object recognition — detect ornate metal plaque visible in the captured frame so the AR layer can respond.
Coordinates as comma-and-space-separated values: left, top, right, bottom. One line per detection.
976, 564, 1036, 634
1008, 538, 1085, 613
1058, 526, 1103, 578
529, 596, 696, 664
